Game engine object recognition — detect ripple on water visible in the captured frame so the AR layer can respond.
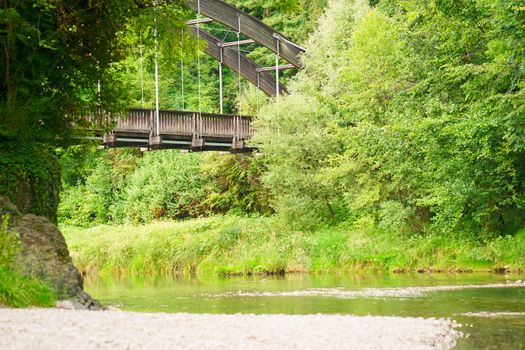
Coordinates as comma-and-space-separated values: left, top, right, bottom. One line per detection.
204, 282, 525, 299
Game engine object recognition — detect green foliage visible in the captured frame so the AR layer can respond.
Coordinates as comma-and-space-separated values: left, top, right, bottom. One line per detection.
0, 141, 60, 222
255, 93, 347, 228
0, 214, 19, 268
0, 0, 179, 144
59, 149, 210, 225
63, 216, 525, 277
115, 151, 208, 223
0, 268, 56, 308
59, 148, 126, 226
59, 147, 275, 226
203, 154, 272, 215
256, 0, 525, 237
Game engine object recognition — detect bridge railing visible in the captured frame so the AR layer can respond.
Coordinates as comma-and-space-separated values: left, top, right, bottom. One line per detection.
156, 110, 195, 136
86, 109, 254, 148
199, 113, 252, 139
116, 109, 153, 132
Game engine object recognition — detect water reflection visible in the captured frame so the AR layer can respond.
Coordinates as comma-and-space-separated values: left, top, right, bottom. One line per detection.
85, 273, 525, 349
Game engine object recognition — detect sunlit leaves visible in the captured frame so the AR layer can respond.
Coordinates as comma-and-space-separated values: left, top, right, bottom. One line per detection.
257, 0, 525, 236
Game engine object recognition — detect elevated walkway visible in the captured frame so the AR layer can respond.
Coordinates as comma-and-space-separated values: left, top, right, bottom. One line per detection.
87, 109, 255, 152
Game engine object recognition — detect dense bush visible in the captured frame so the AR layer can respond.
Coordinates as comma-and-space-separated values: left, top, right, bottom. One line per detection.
114, 151, 208, 223
203, 153, 273, 215
59, 148, 271, 226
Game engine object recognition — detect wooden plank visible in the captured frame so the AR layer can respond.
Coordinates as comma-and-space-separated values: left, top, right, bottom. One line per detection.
256, 64, 295, 73
218, 39, 255, 48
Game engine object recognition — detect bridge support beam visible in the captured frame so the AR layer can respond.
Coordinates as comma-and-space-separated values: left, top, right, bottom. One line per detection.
192, 138, 204, 149
149, 135, 163, 148
187, 0, 304, 67
188, 27, 286, 97
103, 133, 117, 146
232, 137, 244, 150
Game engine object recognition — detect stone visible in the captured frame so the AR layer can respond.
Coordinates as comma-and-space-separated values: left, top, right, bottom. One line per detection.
0, 196, 103, 310
54, 300, 75, 310
516, 280, 523, 284
14, 214, 84, 295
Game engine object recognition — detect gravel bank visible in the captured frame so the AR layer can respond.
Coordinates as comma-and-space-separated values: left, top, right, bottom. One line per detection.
0, 309, 460, 350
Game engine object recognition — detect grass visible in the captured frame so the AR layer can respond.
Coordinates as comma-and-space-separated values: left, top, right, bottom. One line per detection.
62, 216, 525, 277
0, 213, 56, 308
0, 268, 56, 307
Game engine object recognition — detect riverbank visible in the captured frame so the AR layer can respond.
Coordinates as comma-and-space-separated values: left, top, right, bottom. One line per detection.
0, 268, 55, 308
62, 216, 525, 277
0, 308, 460, 349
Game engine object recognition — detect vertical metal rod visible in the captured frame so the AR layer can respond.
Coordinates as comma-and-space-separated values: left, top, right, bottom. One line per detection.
219, 48, 223, 114
237, 15, 242, 117
180, 30, 185, 110
140, 35, 144, 108
154, 1, 160, 136
276, 40, 280, 100
256, 72, 260, 113
197, 0, 202, 113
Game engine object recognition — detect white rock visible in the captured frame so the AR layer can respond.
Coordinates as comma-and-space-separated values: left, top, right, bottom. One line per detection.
54, 300, 75, 310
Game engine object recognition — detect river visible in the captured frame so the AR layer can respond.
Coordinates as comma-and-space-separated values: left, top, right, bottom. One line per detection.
85, 273, 525, 349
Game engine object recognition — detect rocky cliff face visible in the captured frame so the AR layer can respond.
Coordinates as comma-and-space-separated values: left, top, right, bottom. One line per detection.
1, 196, 102, 309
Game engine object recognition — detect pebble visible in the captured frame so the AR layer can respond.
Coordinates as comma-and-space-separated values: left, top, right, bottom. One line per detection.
0, 309, 462, 350
53, 301, 75, 310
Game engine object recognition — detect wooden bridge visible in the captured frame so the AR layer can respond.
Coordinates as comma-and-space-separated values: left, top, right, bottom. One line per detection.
88, 109, 254, 152
85, 0, 304, 153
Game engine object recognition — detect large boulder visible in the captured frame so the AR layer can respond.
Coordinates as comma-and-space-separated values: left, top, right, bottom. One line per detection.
1, 196, 102, 309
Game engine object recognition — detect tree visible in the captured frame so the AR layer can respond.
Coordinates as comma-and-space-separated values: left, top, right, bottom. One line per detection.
0, 0, 188, 144
256, 0, 525, 237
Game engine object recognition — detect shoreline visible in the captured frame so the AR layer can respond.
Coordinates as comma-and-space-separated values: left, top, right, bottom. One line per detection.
0, 308, 461, 350
81, 268, 525, 279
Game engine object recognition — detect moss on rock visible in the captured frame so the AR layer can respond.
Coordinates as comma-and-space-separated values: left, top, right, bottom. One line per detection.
0, 141, 60, 223
0, 196, 102, 309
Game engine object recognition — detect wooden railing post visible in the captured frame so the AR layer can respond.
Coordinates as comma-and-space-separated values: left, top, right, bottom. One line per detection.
232, 115, 244, 150
192, 112, 204, 148
149, 108, 162, 148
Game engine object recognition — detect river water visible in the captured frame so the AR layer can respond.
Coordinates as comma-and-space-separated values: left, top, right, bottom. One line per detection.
85, 273, 525, 349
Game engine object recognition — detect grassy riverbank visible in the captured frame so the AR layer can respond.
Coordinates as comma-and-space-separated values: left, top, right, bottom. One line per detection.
62, 216, 525, 277
0, 268, 55, 308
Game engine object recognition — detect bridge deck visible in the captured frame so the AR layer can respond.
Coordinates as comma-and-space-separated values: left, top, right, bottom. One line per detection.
88, 109, 255, 152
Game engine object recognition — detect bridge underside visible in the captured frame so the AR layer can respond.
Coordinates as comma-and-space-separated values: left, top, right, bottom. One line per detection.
90, 131, 255, 152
